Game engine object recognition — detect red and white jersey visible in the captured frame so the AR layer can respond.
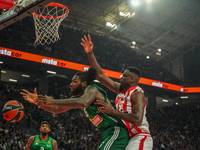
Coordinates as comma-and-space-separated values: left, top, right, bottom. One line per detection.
115, 85, 151, 138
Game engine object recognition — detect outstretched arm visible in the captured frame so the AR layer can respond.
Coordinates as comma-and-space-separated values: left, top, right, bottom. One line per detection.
20, 88, 71, 114
81, 34, 120, 93
39, 105, 71, 114
95, 91, 145, 126
36, 87, 98, 108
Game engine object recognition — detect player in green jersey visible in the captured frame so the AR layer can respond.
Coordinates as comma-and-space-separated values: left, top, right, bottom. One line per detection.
21, 67, 129, 150
25, 121, 57, 150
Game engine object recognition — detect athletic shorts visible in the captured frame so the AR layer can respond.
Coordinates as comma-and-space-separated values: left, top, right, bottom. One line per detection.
98, 125, 129, 150
125, 134, 153, 150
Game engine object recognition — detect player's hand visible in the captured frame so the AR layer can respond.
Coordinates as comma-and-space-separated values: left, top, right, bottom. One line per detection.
81, 34, 93, 53
35, 95, 55, 108
20, 88, 38, 104
13, 2, 21, 8
94, 100, 114, 114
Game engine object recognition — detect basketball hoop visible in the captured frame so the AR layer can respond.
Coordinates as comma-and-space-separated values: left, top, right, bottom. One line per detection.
31, 2, 69, 45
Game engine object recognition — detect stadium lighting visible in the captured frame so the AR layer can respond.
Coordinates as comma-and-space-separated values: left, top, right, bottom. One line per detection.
132, 12, 136, 17
22, 74, 30, 78
163, 99, 168, 102
120, 12, 136, 18
132, 41, 136, 45
175, 103, 178, 105
9, 79, 17, 82
106, 22, 117, 29
47, 70, 56, 74
146, 56, 150, 59
146, 0, 152, 3
1, 70, 6, 73
158, 48, 161, 52
0, 61, 3, 64
180, 96, 188, 99
119, 12, 125, 16
131, 0, 140, 6
106, 22, 112, 27
156, 52, 161, 55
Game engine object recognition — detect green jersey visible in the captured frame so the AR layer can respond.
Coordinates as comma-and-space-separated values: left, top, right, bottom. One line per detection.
31, 135, 53, 150
81, 84, 125, 132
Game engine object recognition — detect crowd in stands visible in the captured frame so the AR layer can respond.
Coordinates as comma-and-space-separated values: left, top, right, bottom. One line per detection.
148, 104, 200, 150
1, 83, 200, 150
0, 119, 30, 150
0, 16, 183, 85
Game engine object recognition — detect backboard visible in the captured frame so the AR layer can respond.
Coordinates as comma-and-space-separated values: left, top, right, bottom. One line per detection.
0, 0, 53, 30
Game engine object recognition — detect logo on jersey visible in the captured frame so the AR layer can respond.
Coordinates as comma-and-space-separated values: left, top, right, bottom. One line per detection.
89, 115, 103, 127
48, 141, 50, 145
36, 139, 40, 143
115, 94, 124, 105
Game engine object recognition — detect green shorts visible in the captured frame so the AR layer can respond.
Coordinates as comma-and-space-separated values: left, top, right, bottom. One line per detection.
98, 125, 129, 150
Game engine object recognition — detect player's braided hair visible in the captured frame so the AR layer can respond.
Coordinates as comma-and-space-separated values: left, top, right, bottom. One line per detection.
75, 67, 97, 86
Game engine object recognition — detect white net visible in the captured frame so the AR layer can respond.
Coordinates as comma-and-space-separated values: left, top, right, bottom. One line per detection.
32, 3, 69, 45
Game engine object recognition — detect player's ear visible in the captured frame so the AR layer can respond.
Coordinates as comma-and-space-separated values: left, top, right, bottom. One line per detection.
82, 81, 87, 88
130, 76, 135, 83
130, 73, 138, 83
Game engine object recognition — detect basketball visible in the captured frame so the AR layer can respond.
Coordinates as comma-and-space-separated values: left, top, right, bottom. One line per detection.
2, 100, 24, 122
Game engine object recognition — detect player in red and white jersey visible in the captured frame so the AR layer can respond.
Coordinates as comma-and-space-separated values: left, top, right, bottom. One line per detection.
115, 85, 152, 150
81, 34, 153, 150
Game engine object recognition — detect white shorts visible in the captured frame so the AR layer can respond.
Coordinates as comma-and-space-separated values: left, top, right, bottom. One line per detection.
125, 134, 153, 150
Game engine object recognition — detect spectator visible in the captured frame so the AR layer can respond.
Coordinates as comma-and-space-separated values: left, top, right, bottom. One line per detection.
26, 111, 32, 128
25, 131, 30, 139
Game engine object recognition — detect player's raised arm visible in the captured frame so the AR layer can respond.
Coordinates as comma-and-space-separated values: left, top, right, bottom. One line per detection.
81, 34, 120, 93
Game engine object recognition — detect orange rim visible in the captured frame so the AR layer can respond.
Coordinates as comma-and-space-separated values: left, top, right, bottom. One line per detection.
31, 2, 69, 19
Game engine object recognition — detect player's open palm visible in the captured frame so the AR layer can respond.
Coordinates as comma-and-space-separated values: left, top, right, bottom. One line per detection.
20, 88, 38, 104
81, 34, 93, 53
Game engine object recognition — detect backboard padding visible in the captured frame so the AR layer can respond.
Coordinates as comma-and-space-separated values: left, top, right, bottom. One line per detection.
0, 0, 53, 30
